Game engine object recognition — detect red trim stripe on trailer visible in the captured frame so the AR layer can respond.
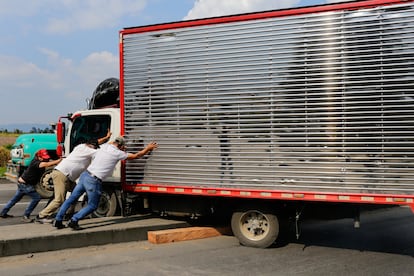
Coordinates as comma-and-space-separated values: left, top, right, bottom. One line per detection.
122, 183, 414, 211
120, 0, 412, 35
118, 33, 125, 138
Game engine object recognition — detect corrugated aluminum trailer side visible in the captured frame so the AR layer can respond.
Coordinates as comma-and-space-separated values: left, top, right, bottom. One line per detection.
120, 0, 414, 247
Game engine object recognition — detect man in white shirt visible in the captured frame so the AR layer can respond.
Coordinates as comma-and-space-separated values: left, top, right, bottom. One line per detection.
53, 136, 158, 230
36, 131, 111, 223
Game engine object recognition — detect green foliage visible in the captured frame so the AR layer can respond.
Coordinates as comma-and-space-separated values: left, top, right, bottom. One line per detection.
0, 146, 9, 176
0, 133, 17, 176
0, 146, 10, 167
4, 143, 13, 150
0, 127, 53, 134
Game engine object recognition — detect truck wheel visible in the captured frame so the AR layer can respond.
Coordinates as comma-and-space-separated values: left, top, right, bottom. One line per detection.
35, 168, 55, 199
92, 190, 117, 217
231, 209, 279, 248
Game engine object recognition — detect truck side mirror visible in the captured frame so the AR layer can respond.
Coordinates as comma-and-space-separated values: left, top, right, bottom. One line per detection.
57, 121, 65, 144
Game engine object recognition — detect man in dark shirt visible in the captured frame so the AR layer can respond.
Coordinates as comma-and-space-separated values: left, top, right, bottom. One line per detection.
0, 149, 61, 222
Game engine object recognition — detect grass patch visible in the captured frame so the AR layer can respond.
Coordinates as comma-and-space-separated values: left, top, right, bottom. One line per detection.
0, 134, 15, 176
0, 167, 5, 177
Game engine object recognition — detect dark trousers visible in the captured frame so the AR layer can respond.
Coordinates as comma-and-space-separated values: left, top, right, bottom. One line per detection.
1, 183, 41, 217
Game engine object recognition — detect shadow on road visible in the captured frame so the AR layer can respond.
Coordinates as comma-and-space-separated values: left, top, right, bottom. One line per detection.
291, 207, 414, 257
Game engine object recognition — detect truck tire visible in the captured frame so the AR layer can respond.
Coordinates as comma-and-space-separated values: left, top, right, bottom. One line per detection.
231, 209, 279, 248
35, 167, 55, 199
91, 190, 117, 217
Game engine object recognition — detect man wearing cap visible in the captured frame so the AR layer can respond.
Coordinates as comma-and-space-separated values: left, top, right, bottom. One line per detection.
0, 149, 61, 222
53, 136, 158, 230
36, 130, 112, 224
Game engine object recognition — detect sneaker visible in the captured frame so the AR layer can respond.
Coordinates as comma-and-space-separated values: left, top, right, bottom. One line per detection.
21, 216, 34, 223
53, 220, 65, 229
0, 214, 14, 218
67, 219, 82, 230
35, 215, 54, 224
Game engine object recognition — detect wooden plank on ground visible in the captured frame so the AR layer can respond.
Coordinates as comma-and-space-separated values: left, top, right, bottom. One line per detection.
148, 226, 232, 244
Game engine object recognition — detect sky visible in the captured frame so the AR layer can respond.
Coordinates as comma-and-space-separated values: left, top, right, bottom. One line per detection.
0, 0, 347, 126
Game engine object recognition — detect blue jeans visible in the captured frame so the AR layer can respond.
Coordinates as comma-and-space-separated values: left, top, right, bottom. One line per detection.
56, 171, 102, 222
1, 183, 41, 217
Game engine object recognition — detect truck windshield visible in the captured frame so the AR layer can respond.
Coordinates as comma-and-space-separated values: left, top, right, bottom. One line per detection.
70, 115, 111, 151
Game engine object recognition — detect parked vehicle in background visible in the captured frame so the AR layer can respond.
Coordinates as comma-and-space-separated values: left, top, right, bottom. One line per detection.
5, 133, 58, 198
56, 0, 414, 247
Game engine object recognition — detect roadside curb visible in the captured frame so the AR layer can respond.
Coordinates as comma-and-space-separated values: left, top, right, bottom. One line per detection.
0, 215, 190, 257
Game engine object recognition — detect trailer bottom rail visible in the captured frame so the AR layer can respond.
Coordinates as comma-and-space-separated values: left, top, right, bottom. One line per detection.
122, 183, 414, 212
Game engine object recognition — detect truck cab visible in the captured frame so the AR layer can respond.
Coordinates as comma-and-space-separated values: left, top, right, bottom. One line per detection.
56, 107, 121, 216
61, 108, 120, 181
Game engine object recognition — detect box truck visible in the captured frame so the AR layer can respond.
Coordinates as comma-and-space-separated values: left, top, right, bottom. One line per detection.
57, 0, 414, 247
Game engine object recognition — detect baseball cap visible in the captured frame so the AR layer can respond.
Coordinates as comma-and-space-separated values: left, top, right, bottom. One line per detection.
114, 136, 125, 146
37, 149, 51, 160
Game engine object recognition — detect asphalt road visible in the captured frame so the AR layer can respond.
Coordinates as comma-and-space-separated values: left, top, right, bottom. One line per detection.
1, 177, 414, 275
0, 212, 413, 276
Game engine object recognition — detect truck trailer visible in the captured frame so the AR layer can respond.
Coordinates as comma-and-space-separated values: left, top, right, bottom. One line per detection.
57, 0, 414, 247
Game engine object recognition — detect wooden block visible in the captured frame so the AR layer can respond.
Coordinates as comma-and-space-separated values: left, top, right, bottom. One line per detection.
148, 226, 232, 244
